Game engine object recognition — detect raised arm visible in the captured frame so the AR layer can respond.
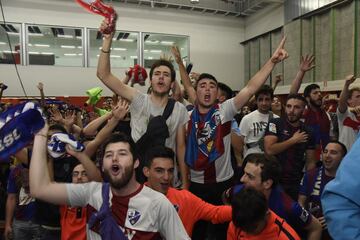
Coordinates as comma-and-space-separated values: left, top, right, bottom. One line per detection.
82, 111, 112, 137
176, 124, 189, 189
85, 99, 129, 157
29, 124, 68, 205
171, 46, 197, 104
272, 74, 283, 91
96, 19, 137, 101
233, 37, 288, 110
37, 82, 46, 108
289, 55, 315, 94
338, 75, 356, 113
66, 145, 102, 182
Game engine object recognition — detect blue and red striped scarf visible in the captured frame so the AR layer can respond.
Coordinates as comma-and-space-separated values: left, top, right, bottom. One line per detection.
185, 104, 225, 170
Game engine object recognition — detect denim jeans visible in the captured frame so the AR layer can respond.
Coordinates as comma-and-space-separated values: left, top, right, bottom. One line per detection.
12, 219, 42, 240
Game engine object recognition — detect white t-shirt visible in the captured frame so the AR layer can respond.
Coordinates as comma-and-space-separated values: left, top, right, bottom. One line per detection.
337, 108, 360, 151
66, 182, 190, 240
189, 98, 237, 184
239, 110, 278, 157
130, 92, 189, 186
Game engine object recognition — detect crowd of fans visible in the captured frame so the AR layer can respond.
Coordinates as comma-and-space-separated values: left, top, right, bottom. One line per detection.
0, 18, 359, 240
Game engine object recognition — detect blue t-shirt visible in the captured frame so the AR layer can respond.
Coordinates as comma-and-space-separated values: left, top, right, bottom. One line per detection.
7, 164, 36, 221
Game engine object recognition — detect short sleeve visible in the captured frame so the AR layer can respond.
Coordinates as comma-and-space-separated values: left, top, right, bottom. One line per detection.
265, 118, 280, 137
66, 182, 96, 207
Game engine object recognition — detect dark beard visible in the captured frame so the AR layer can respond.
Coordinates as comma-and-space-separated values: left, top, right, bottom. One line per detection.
309, 98, 322, 108
103, 164, 134, 190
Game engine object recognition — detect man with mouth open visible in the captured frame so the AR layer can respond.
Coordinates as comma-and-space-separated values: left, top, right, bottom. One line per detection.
30, 129, 190, 240
171, 38, 288, 240
96, 19, 189, 189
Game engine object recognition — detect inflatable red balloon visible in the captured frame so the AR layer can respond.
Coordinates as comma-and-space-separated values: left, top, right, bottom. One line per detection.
75, 0, 117, 34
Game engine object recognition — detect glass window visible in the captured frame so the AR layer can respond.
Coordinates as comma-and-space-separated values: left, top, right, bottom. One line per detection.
88, 29, 139, 68
0, 23, 21, 64
27, 25, 83, 66
143, 33, 189, 69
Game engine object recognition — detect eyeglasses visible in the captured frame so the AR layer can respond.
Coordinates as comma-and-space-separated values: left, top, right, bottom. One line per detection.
72, 171, 87, 177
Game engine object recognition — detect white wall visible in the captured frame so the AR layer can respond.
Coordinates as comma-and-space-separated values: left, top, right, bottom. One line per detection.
244, 3, 284, 41
1, 0, 245, 96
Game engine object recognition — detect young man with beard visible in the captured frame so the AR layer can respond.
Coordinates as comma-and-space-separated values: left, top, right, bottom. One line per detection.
239, 85, 278, 159
171, 38, 288, 240
30, 129, 190, 240
289, 55, 333, 160
142, 145, 232, 238
337, 74, 360, 151
264, 94, 316, 200
224, 154, 322, 240
96, 19, 189, 189
298, 141, 347, 240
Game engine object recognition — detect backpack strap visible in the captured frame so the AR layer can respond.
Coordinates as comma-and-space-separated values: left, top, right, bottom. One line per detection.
162, 98, 176, 120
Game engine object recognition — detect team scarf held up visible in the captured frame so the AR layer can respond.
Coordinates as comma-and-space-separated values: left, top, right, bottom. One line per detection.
185, 104, 225, 170
48, 133, 85, 159
0, 102, 45, 162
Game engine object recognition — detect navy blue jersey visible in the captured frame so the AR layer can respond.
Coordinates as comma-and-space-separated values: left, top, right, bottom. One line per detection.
265, 118, 315, 187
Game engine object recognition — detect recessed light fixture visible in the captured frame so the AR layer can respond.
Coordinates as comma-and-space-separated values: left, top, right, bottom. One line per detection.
34, 44, 50, 47
113, 48, 127, 51
61, 45, 76, 49
58, 34, 73, 39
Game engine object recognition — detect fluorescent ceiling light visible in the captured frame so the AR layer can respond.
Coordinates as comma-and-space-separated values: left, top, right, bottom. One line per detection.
28, 43, 33, 46
78, 53, 83, 56
161, 41, 174, 45
0, 42, 6, 45
64, 53, 77, 56
34, 44, 50, 47
41, 52, 54, 55
8, 32, 20, 36
148, 57, 153, 60
2, 50, 17, 54
77, 46, 82, 49
144, 49, 149, 52
58, 34, 73, 39
76, 36, 82, 39
119, 39, 134, 42
29, 51, 40, 54
61, 45, 76, 49
145, 40, 159, 44
110, 55, 121, 58
113, 48, 127, 51
130, 56, 137, 59
150, 49, 162, 53
28, 33, 44, 37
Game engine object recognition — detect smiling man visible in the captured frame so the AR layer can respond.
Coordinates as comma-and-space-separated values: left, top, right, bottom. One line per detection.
143, 145, 232, 237
298, 141, 347, 240
30, 130, 190, 240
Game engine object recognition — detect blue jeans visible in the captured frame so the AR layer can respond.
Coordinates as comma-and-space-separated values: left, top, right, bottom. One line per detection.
13, 219, 42, 240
